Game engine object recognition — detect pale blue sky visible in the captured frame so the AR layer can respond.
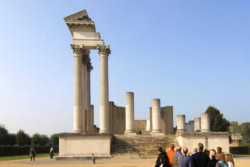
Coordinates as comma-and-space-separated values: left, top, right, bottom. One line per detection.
0, 0, 249, 135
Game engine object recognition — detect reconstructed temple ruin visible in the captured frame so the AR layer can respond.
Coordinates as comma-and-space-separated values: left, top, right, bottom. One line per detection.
57, 10, 230, 160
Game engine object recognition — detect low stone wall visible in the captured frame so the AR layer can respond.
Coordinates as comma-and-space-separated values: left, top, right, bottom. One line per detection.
176, 132, 230, 153
57, 133, 112, 160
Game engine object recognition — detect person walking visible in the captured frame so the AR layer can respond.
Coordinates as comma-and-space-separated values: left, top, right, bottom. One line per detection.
92, 153, 96, 164
50, 146, 54, 159
155, 147, 170, 167
29, 147, 36, 161
225, 154, 235, 167
191, 143, 209, 167
167, 144, 175, 167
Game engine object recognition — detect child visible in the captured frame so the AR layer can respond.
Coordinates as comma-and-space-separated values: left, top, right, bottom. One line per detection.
92, 153, 96, 164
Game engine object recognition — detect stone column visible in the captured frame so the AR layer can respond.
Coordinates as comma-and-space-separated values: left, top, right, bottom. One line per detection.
151, 99, 161, 134
194, 117, 201, 132
86, 62, 92, 133
71, 45, 83, 133
201, 113, 210, 132
177, 115, 186, 133
125, 92, 135, 134
98, 45, 111, 134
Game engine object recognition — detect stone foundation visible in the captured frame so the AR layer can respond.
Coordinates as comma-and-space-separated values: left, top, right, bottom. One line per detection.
176, 132, 230, 153
57, 133, 112, 160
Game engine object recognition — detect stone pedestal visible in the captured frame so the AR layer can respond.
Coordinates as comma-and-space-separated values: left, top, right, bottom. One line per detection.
151, 99, 162, 134
177, 115, 186, 133
201, 113, 210, 132
57, 133, 112, 160
125, 92, 135, 134
194, 117, 201, 132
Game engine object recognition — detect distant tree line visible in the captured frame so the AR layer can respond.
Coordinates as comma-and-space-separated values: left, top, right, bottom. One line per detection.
0, 124, 58, 146
231, 121, 250, 143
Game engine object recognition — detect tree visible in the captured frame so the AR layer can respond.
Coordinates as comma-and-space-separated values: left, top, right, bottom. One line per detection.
49, 134, 59, 146
231, 121, 240, 134
32, 133, 49, 146
40, 135, 49, 146
205, 106, 230, 132
240, 122, 250, 143
16, 130, 31, 146
31, 133, 41, 146
0, 124, 9, 145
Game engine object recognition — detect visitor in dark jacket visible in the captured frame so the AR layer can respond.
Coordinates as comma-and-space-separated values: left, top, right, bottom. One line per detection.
191, 143, 209, 167
155, 147, 170, 167
208, 149, 217, 167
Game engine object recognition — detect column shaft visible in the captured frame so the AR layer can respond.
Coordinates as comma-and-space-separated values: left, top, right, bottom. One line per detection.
72, 46, 83, 133
82, 64, 87, 133
194, 117, 201, 132
177, 115, 186, 132
151, 99, 161, 133
201, 113, 210, 132
99, 46, 110, 134
86, 71, 91, 133
125, 92, 135, 133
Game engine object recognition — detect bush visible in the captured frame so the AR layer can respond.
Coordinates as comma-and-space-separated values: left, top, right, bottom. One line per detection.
230, 146, 249, 154
0, 146, 58, 156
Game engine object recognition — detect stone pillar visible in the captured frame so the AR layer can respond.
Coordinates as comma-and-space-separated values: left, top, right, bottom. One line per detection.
201, 113, 210, 132
151, 99, 161, 134
98, 45, 111, 134
86, 62, 92, 133
194, 117, 201, 132
82, 63, 87, 133
125, 92, 135, 134
177, 115, 186, 133
71, 45, 83, 133
90, 105, 94, 133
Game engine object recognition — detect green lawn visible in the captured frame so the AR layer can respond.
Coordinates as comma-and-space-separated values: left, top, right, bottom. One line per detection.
0, 153, 58, 161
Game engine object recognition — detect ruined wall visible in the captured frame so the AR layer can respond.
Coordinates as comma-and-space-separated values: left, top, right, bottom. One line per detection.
109, 101, 125, 134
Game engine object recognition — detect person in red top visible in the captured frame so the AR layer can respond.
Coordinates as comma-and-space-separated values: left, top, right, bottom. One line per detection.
167, 144, 175, 167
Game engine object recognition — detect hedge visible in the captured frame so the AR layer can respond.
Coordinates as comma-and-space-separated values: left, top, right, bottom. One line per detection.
230, 146, 249, 154
0, 146, 58, 156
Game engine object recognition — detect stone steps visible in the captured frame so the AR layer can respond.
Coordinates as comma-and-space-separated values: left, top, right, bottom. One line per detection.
111, 134, 178, 159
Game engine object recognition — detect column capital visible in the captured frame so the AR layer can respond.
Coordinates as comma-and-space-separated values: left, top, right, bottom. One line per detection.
97, 45, 111, 55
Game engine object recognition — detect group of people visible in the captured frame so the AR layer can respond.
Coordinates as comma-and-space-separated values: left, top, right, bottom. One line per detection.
155, 143, 235, 167
29, 146, 55, 161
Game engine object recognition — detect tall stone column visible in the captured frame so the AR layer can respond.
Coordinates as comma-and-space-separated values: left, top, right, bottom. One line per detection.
71, 45, 83, 133
201, 113, 210, 132
194, 117, 201, 132
98, 45, 111, 134
177, 115, 186, 133
81, 51, 90, 133
86, 62, 92, 133
125, 92, 135, 134
151, 99, 161, 134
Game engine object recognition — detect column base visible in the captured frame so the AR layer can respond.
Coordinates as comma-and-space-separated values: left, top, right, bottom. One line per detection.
124, 132, 137, 137
99, 130, 109, 134
151, 131, 165, 136
201, 130, 210, 133
73, 130, 83, 133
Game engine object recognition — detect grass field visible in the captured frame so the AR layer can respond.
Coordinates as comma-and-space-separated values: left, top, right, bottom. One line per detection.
0, 153, 58, 161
